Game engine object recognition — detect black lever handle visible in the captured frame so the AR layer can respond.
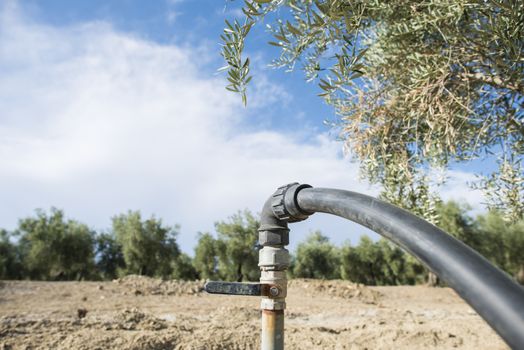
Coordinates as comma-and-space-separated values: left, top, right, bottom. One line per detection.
204, 281, 263, 296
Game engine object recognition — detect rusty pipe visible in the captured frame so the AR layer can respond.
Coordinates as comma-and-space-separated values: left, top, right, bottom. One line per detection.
261, 310, 284, 350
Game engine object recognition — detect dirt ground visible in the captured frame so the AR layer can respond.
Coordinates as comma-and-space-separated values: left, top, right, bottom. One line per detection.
0, 276, 508, 349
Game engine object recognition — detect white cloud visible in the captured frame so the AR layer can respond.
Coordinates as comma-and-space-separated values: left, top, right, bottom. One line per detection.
0, 3, 487, 254
441, 170, 486, 215
0, 3, 380, 252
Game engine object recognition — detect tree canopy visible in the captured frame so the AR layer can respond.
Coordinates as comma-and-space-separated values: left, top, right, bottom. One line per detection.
112, 211, 181, 278
0, 229, 22, 279
95, 232, 126, 280
291, 231, 341, 279
214, 210, 260, 281
191, 211, 260, 281
221, 0, 524, 221
16, 208, 96, 280
193, 232, 220, 280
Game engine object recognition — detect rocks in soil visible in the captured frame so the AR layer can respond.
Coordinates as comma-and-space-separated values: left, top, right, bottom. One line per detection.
113, 308, 168, 331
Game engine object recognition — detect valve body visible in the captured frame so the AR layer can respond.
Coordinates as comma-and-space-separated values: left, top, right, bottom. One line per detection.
258, 246, 288, 349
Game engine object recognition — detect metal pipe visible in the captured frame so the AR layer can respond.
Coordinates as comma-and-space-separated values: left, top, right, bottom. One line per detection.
261, 310, 284, 350
294, 187, 524, 349
258, 185, 297, 350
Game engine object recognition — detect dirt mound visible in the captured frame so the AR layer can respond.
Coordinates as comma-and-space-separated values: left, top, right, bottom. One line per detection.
113, 275, 204, 296
288, 279, 381, 304
112, 308, 169, 331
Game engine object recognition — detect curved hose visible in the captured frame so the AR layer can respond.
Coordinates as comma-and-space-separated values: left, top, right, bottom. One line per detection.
295, 187, 524, 349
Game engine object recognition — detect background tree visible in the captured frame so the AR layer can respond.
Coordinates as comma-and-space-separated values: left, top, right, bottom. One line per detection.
375, 239, 425, 285
340, 236, 408, 285
16, 208, 96, 280
95, 232, 126, 280
222, 0, 524, 221
171, 253, 199, 280
506, 220, 524, 284
475, 211, 524, 283
291, 231, 341, 279
436, 202, 476, 246
0, 229, 22, 279
112, 211, 180, 278
193, 232, 220, 280
214, 210, 259, 281
340, 237, 377, 285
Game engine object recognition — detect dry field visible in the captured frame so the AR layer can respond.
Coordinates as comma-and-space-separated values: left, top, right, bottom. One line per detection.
0, 276, 507, 349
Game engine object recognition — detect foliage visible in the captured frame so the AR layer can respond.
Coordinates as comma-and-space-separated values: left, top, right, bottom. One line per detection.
16, 208, 96, 280
0, 229, 22, 279
220, 19, 253, 105
221, 0, 524, 220
95, 233, 126, 280
214, 210, 260, 281
171, 253, 199, 280
112, 211, 180, 278
193, 232, 220, 280
434, 201, 524, 282
340, 236, 425, 285
475, 211, 524, 281
291, 231, 341, 279
435, 201, 483, 249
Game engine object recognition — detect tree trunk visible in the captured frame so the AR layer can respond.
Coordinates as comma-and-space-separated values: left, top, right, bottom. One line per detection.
516, 264, 524, 285
236, 263, 243, 282
427, 272, 439, 287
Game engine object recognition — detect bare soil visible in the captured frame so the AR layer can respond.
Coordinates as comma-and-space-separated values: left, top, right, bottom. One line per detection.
0, 276, 507, 349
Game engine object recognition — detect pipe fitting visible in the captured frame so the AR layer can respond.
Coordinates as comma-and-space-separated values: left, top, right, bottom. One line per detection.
259, 230, 289, 246
260, 270, 287, 298
259, 247, 290, 270
261, 298, 286, 310
271, 183, 313, 223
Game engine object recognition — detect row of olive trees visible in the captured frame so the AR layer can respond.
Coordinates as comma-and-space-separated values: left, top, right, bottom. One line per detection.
290, 202, 524, 285
0, 208, 262, 282
0, 209, 196, 281
2, 204, 523, 284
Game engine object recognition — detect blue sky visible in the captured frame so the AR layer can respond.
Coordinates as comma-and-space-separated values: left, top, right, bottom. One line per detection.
21, 0, 334, 131
0, 0, 484, 254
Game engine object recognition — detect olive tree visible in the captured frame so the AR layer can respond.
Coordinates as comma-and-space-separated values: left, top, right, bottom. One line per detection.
291, 231, 341, 279
214, 210, 260, 281
193, 232, 220, 280
221, 0, 524, 221
112, 211, 180, 278
95, 232, 126, 280
16, 208, 96, 280
0, 229, 22, 279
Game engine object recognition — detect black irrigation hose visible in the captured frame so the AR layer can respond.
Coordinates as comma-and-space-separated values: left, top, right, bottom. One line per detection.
295, 187, 524, 349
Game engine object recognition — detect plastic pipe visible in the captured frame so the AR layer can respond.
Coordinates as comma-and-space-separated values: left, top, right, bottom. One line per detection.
293, 187, 524, 349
